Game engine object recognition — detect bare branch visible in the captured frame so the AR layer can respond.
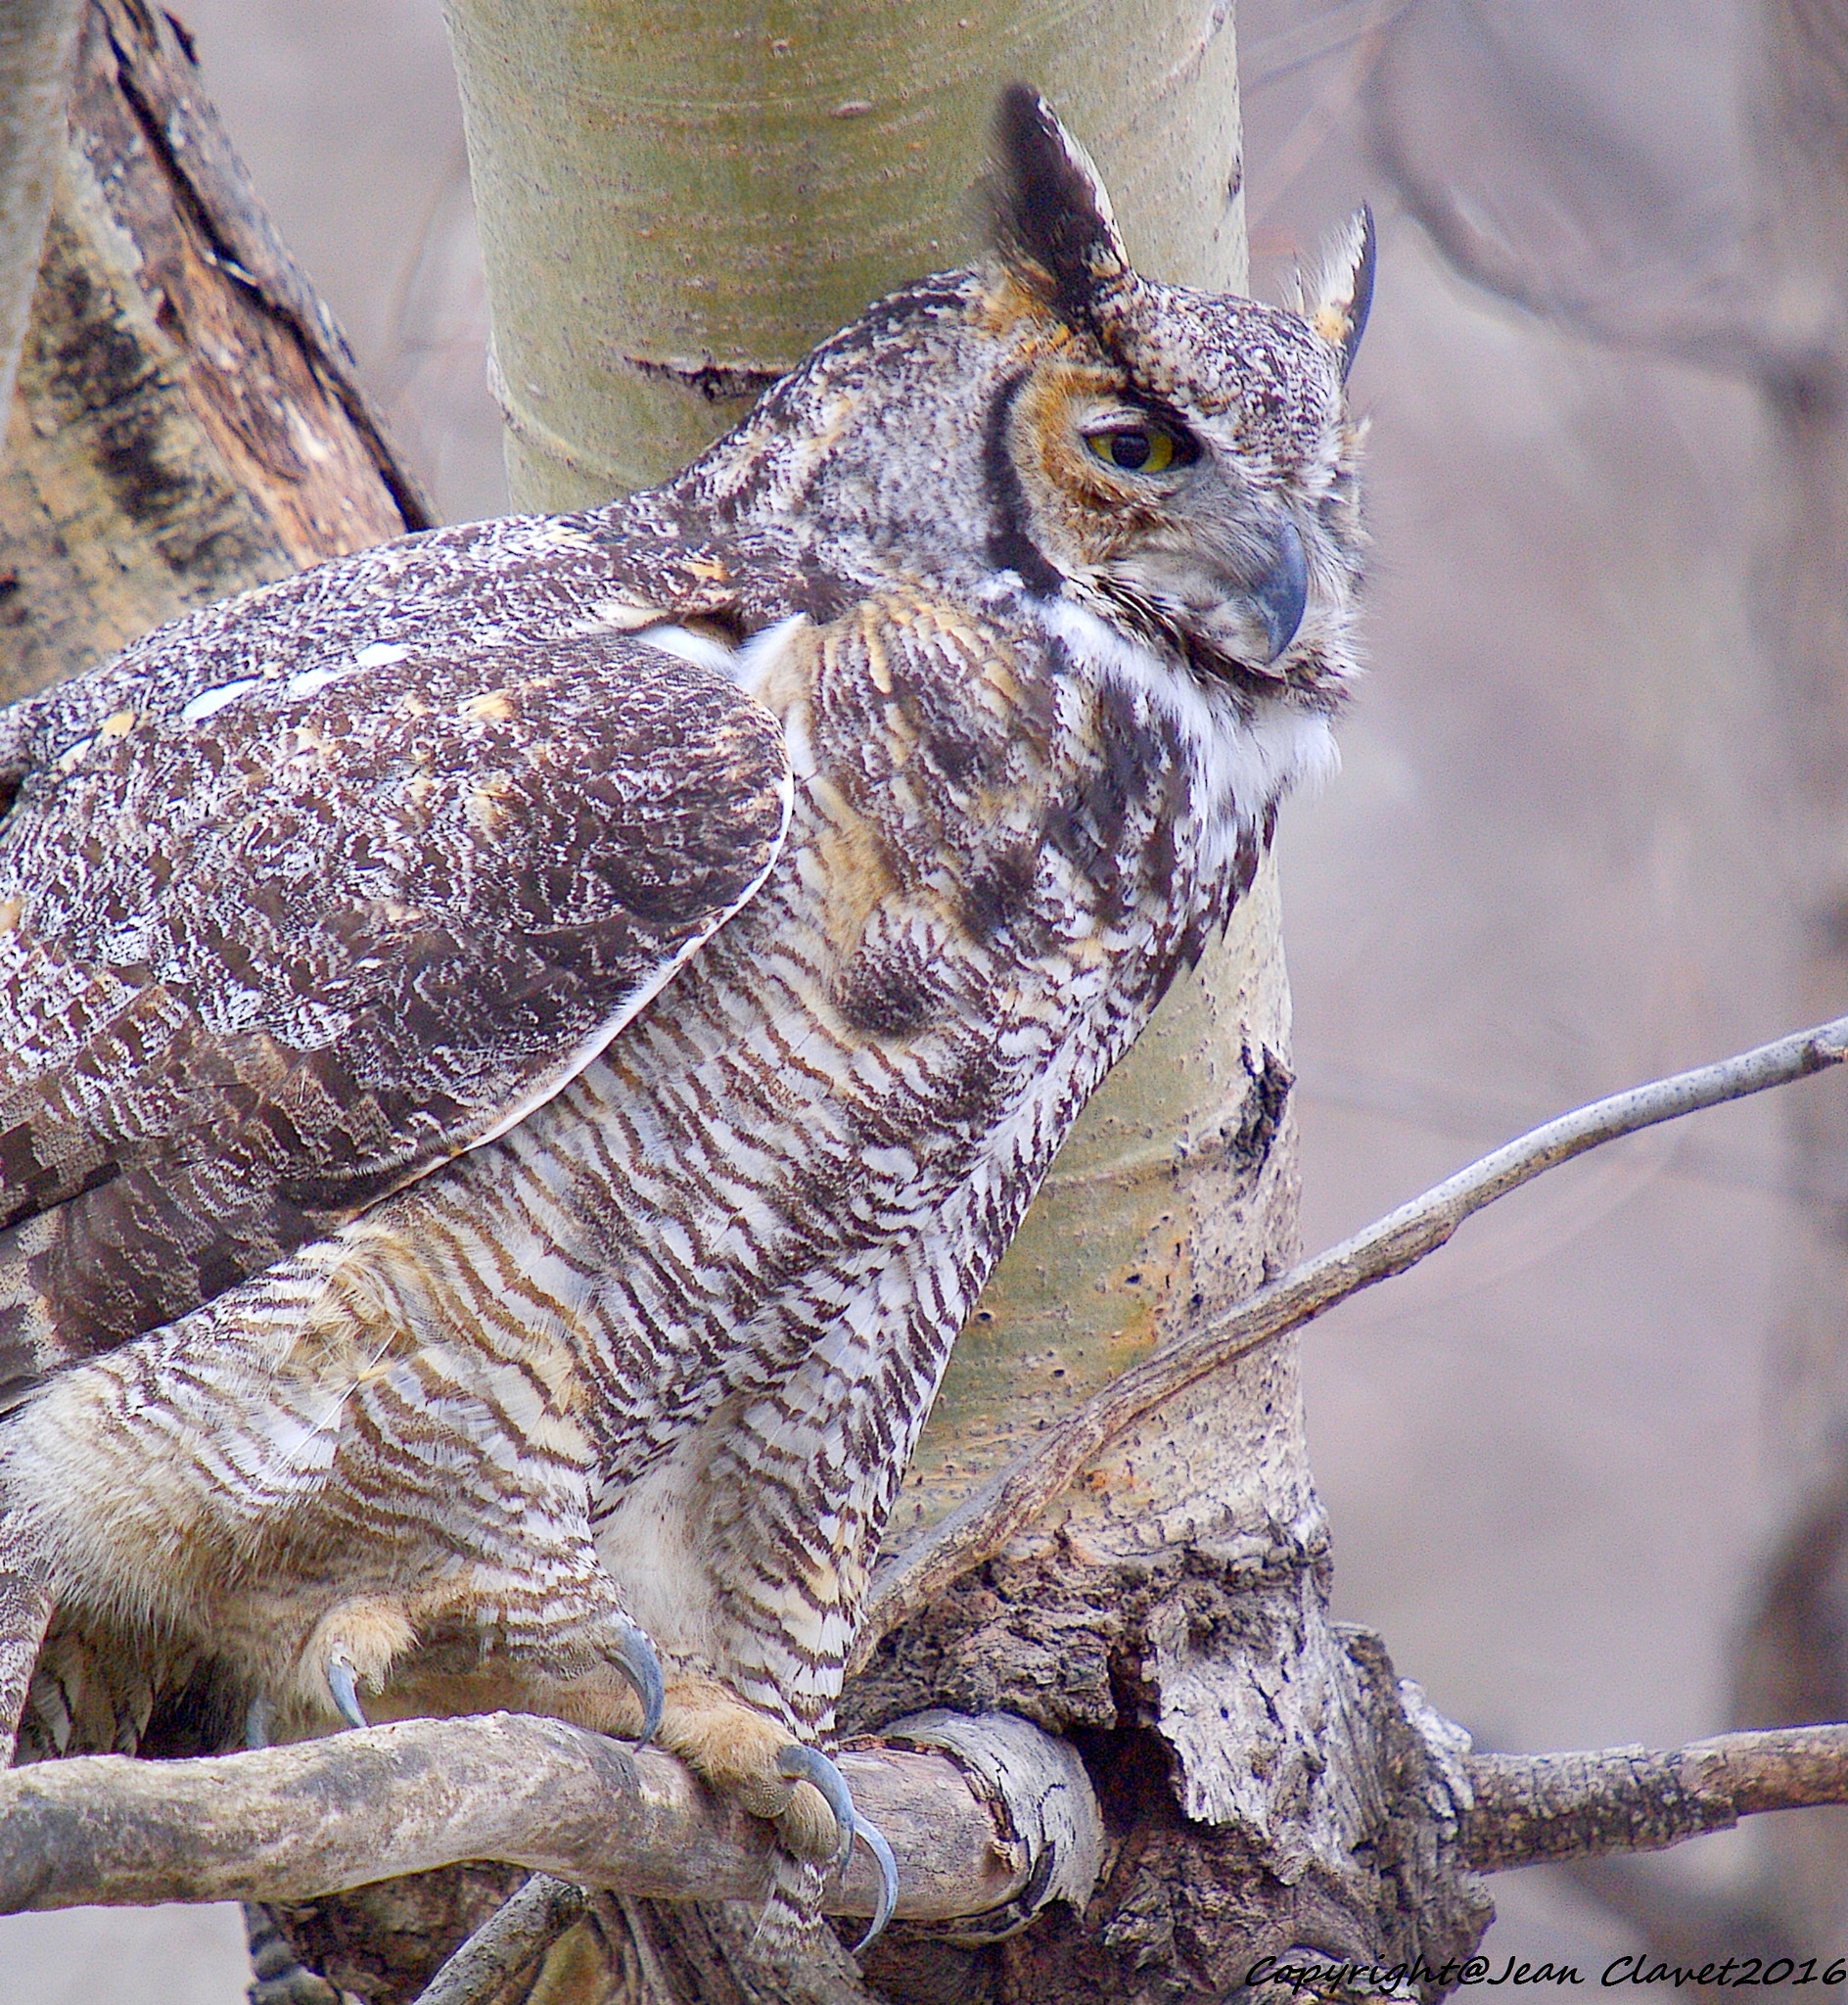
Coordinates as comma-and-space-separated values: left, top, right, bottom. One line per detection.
1465, 1725, 1848, 1873
411, 1874, 586, 2005
0, 1708, 1094, 1928
9, 1696, 1848, 1927
859, 1015, 1848, 1657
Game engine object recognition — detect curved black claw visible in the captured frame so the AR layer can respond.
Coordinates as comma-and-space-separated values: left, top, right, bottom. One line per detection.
777, 1743, 857, 1876
326, 1653, 369, 1731
614, 1616, 664, 1746
776, 1744, 901, 1953
851, 1815, 900, 1954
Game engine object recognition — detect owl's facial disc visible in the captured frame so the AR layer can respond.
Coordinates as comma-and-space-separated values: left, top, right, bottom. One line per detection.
1097, 508, 1311, 676
1007, 367, 1324, 685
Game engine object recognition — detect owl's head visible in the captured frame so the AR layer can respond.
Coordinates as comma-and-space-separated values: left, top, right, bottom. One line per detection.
691, 89, 1368, 717
974, 85, 1369, 709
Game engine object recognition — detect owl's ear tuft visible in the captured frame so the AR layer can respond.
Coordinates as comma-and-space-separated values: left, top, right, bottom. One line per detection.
1308, 205, 1376, 381
985, 85, 1134, 331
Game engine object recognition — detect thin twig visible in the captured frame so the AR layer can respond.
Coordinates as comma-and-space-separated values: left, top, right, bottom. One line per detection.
1465, 1724, 1848, 1872
857, 1015, 1848, 1660
411, 1872, 587, 2005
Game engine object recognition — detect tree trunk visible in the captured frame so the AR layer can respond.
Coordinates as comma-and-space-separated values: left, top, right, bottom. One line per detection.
0, 0, 428, 707
441, 0, 1246, 511
0, 0, 83, 436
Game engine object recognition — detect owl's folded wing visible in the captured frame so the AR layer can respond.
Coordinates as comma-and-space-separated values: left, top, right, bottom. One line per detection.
0, 626, 790, 1387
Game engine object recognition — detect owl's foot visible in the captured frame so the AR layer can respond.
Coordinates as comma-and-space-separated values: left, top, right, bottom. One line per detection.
295, 1595, 416, 1729
606, 1613, 664, 1744
504, 1605, 665, 1745
776, 1743, 900, 1951
656, 1677, 899, 1951
326, 1651, 368, 1730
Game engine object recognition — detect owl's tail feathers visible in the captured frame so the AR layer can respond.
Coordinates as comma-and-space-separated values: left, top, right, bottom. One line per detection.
0, 1513, 55, 1765
243, 1904, 344, 2005
748, 1855, 831, 1960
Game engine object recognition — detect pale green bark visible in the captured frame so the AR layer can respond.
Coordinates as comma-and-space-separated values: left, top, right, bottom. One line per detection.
442, 0, 1244, 504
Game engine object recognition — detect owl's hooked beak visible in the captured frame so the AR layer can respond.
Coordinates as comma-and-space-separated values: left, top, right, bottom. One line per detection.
1097, 510, 1312, 686
1247, 516, 1309, 667
1179, 513, 1309, 681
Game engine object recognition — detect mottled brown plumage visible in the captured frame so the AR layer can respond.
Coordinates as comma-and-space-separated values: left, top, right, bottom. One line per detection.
0, 90, 1371, 1940
0, 630, 789, 1378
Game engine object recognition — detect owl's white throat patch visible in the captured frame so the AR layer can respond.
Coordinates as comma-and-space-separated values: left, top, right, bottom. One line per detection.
636, 614, 808, 691
1038, 596, 1338, 836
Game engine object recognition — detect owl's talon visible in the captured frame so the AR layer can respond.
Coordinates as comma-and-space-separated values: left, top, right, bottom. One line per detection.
775, 1744, 900, 1951
614, 1617, 664, 1745
776, 1743, 856, 1877
326, 1653, 369, 1730
854, 1813, 900, 1954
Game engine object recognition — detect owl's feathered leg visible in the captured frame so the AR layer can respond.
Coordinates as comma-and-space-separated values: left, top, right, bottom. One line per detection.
294, 1595, 417, 1731
497, 1599, 667, 1746
0, 1511, 54, 1765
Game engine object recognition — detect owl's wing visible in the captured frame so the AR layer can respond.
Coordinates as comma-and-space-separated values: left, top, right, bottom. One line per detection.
0, 621, 791, 1388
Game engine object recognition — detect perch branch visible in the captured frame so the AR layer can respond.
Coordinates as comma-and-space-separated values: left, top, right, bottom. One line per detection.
1464, 1724, 1848, 1872
0, 1708, 1091, 1925
859, 1013, 1848, 1658
7, 1703, 1848, 1923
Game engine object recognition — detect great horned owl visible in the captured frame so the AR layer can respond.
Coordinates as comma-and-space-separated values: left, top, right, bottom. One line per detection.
0, 90, 1369, 1936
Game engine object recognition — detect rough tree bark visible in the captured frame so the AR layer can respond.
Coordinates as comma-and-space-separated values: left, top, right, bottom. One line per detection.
0, 0, 428, 704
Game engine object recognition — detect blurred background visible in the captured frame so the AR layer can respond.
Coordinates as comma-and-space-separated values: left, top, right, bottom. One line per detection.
4, 0, 1842, 1993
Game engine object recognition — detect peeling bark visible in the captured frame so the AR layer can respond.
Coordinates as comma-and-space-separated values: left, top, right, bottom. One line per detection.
0, 0, 427, 705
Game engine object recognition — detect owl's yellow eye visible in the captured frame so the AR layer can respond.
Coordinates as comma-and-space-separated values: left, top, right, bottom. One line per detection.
1084, 419, 1190, 475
